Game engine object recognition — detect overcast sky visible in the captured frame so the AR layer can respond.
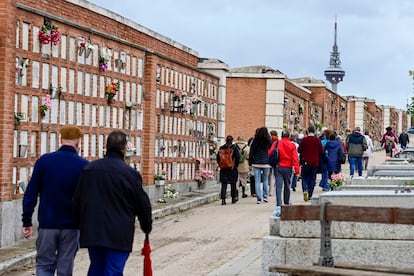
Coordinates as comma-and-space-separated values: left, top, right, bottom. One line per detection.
89, 0, 414, 109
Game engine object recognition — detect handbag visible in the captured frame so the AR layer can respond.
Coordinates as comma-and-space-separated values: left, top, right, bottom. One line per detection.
338, 150, 346, 164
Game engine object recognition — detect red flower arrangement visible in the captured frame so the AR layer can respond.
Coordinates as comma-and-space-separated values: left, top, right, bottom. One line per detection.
38, 24, 61, 46
105, 81, 120, 103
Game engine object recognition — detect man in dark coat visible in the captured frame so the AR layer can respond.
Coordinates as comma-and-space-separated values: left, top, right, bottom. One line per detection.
73, 131, 152, 275
217, 135, 240, 205
22, 126, 88, 275
399, 131, 410, 150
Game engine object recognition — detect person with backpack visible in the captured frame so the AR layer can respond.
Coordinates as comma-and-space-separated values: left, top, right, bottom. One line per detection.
217, 135, 240, 205
235, 135, 250, 198
346, 127, 367, 177
270, 130, 300, 217
380, 127, 398, 157
248, 127, 272, 204
268, 130, 279, 196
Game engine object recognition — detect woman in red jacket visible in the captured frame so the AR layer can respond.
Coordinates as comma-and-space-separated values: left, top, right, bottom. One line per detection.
270, 130, 300, 217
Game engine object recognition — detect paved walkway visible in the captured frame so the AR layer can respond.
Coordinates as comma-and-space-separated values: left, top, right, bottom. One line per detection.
208, 149, 388, 276
0, 149, 388, 275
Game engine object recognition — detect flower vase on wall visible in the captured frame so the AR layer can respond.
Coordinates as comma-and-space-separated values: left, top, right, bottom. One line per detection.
198, 180, 206, 189
155, 179, 165, 186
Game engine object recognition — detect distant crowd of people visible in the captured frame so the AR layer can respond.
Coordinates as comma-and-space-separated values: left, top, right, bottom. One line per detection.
216, 125, 411, 217
20, 122, 410, 275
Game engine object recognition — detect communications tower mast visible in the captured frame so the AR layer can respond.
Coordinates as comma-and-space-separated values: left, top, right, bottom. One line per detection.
324, 18, 345, 92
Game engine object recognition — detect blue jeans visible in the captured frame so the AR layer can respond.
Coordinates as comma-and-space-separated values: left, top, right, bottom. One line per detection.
253, 167, 270, 201
87, 247, 129, 276
319, 170, 329, 190
291, 174, 297, 189
349, 156, 363, 176
274, 167, 292, 206
301, 165, 318, 199
36, 228, 79, 276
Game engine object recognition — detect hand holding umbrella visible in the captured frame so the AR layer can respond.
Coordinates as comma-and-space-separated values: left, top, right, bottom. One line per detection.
141, 233, 152, 276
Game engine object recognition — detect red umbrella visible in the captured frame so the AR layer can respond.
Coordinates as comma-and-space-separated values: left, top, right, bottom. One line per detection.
141, 233, 152, 276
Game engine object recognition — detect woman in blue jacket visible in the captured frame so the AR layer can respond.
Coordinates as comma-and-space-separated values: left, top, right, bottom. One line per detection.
324, 133, 344, 181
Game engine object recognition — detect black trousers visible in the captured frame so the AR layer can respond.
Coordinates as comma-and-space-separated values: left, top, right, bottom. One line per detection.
220, 181, 237, 200
249, 174, 256, 195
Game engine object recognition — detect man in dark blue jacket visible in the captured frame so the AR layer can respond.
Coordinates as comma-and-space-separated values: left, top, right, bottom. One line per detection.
22, 126, 88, 275
73, 131, 152, 275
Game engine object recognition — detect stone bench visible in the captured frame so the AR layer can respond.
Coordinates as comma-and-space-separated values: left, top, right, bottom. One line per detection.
268, 203, 414, 275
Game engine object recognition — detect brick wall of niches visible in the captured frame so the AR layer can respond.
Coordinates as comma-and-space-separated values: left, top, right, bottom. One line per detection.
3, 0, 219, 201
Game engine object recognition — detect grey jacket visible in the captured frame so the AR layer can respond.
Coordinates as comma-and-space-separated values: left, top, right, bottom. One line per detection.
346, 132, 367, 157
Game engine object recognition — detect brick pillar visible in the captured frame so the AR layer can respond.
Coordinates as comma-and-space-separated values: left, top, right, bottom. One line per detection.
0, 0, 17, 202
141, 53, 158, 186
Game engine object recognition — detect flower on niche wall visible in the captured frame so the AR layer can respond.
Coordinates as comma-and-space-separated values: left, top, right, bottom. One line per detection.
173, 90, 186, 100
40, 94, 52, 116
194, 169, 214, 182
191, 96, 202, 104
99, 48, 109, 72
78, 38, 94, 57
39, 24, 61, 45
154, 170, 166, 180
105, 81, 119, 103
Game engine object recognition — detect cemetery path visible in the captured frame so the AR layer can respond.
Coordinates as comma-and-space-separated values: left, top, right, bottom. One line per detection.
6, 141, 402, 275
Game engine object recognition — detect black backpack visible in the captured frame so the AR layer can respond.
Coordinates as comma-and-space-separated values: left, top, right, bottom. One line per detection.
268, 140, 280, 167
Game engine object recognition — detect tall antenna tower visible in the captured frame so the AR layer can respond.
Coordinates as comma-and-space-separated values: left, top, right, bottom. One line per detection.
324, 17, 345, 92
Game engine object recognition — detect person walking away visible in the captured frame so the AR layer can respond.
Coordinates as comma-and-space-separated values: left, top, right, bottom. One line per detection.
399, 130, 410, 150
235, 135, 250, 198
22, 126, 88, 275
363, 131, 374, 170
271, 130, 300, 217
319, 129, 331, 191
73, 131, 152, 275
249, 127, 272, 204
217, 135, 240, 205
248, 133, 256, 197
346, 127, 367, 178
381, 127, 398, 157
298, 125, 324, 201
268, 130, 278, 196
289, 133, 299, 192
324, 133, 345, 184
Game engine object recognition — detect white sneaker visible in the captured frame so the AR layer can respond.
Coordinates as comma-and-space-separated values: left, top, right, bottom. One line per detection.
272, 206, 281, 217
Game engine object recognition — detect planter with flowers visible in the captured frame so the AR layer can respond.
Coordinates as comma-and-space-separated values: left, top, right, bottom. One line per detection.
105, 81, 119, 104
154, 170, 166, 186
195, 169, 214, 189
40, 94, 52, 117
99, 48, 109, 72
171, 90, 186, 112
125, 141, 136, 158
156, 184, 178, 203
38, 24, 61, 46
329, 172, 345, 190
78, 38, 94, 58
